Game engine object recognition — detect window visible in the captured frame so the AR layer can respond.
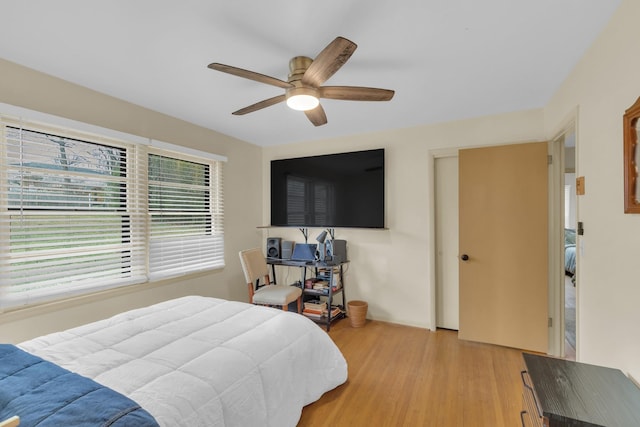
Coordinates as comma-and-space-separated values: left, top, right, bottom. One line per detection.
0, 115, 225, 309
148, 152, 224, 279
286, 177, 307, 225
286, 175, 335, 226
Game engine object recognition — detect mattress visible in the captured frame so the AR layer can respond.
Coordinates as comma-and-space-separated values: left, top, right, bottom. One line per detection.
18, 296, 348, 426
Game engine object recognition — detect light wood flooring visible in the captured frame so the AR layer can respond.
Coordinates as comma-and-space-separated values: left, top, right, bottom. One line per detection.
299, 319, 526, 427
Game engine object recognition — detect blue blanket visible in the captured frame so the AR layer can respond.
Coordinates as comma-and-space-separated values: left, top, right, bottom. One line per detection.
0, 344, 159, 427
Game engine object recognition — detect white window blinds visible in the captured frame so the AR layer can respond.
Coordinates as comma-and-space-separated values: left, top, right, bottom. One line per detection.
147, 150, 225, 280
0, 114, 225, 309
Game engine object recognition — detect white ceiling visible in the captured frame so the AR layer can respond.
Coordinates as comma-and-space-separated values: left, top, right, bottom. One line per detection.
0, 0, 621, 147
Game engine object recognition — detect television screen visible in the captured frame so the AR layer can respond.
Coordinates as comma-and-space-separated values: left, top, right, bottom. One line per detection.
270, 149, 385, 228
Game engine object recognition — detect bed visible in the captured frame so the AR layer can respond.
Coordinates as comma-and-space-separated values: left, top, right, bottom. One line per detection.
1, 296, 348, 426
564, 228, 577, 281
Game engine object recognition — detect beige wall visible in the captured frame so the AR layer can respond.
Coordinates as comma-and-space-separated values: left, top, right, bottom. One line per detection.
544, 0, 640, 379
0, 58, 263, 343
262, 109, 545, 328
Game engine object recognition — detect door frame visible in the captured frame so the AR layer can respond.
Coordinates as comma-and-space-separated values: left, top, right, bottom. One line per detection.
431, 150, 460, 330
548, 132, 565, 357
549, 112, 579, 358
428, 115, 578, 356
428, 148, 459, 332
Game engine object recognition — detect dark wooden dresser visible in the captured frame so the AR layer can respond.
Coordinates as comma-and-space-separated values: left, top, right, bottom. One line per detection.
521, 353, 640, 426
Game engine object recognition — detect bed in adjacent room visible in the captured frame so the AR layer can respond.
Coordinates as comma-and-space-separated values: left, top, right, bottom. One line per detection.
1, 296, 348, 426
564, 228, 577, 282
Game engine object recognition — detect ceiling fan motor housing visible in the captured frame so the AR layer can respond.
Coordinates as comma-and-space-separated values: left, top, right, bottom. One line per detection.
288, 56, 313, 85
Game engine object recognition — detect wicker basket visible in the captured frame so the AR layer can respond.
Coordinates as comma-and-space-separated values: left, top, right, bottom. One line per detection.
347, 300, 368, 328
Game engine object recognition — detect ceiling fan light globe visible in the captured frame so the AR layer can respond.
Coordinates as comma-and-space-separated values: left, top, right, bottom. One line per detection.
286, 94, 319, 111
286, 86, 319, 111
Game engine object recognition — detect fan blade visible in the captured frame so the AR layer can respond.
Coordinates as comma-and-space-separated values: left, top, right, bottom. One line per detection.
232, 94, 286, 115
304, 104, 328, 126
208, 63, 293, 89
319, 86, 395, 101
301, 37, 357, 87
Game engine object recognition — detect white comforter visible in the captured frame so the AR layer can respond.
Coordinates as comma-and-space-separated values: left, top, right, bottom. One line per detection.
19, 296, 348, 426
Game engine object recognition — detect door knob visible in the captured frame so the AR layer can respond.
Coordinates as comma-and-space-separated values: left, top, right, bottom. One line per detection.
460, 254, 469, 261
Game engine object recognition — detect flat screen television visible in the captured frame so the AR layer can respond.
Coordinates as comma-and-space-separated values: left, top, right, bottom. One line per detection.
270, 148, 385, 228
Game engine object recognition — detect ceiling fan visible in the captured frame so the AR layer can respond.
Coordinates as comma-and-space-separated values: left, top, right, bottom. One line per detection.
207, 36, 395, 126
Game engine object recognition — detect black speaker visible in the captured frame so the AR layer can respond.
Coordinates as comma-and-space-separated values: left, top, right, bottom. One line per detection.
266, 237, 281, 259
331, 240, 348, 263
281, 240, 294, 260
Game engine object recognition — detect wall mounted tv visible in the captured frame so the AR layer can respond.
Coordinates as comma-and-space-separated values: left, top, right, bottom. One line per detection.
270, 148, 385, 228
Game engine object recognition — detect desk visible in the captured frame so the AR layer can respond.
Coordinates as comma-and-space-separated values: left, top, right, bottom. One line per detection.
521, 353, 640, 426
267, 258, 348, 331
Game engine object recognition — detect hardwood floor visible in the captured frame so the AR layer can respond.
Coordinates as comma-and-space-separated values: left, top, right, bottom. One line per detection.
299, 319, 525, 426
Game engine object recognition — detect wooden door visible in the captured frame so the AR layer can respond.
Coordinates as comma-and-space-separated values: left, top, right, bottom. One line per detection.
458, 142, 548, 353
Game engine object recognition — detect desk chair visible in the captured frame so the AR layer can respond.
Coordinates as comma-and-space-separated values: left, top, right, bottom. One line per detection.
239, 248, 302, 313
